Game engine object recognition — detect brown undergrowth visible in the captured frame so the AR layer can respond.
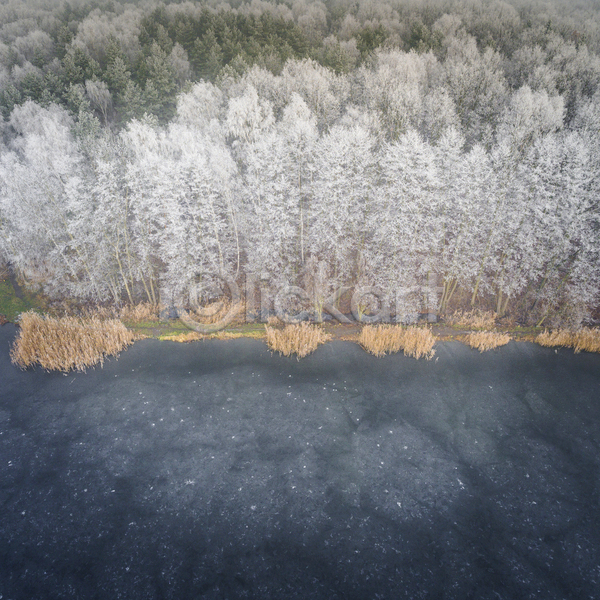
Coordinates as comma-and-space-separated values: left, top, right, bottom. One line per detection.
536, 328, 600, 353
119, 302, 159, 323
265, 322, 331, 359
446, 309, 497, 330
464, 331, 511, 352
11, 311, 137, 372
52, 302, 160, 323
359, 325, 436, 359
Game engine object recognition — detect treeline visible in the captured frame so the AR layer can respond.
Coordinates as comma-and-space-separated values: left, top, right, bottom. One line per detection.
1, 48, 599, 327
1, 0, 600, 128
1, 1, 600, 327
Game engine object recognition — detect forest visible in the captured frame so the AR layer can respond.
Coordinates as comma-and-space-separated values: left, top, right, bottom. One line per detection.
0, 0, 599, 328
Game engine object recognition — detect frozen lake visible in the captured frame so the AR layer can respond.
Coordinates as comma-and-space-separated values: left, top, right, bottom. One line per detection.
1, 324, 600, 599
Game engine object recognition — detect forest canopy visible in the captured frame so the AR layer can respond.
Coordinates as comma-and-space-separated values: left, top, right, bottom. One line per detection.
2, 0, 600, 125
0, 0, 599, 327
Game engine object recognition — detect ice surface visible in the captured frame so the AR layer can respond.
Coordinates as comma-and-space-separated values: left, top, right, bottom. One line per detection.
1, 326, 600, 599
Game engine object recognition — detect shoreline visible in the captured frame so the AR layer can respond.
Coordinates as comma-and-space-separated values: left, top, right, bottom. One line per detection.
1, 276, 597, 354
2, 278, 599, 370
124, 319, 546, 346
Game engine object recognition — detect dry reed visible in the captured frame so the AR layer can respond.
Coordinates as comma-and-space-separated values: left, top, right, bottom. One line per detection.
160, 331, 204, 343
11, 311, 136, 372
359, 325, 436, 359
536, 328, 600, 353
192, 298, 246, 325
119, 302, 159, 323
446, 309, 497, 330
193, 299, 226, 322
56, 302, 159, 323
464, 331, 511, 352
265, 322, 331, 359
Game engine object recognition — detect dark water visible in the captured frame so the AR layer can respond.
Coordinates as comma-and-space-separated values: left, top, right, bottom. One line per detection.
1, 324, 600, 599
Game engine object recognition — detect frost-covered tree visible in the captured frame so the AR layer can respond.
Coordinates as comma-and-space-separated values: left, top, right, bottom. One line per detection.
519, 132, 599, 325
444, 35, 507, 146
0, 101, 103, 299
496, 86, 564, 155
280, 92, 317, 266
238, 129, 300, 292
226, 84, 275, 143
157, 124, 239, 302
309, 123, 376, 290
85, 78, 112, 124
175, 80, 224, 134
368, 129, 442, 317
281, 58, 348, 130
355, 49, 437, 139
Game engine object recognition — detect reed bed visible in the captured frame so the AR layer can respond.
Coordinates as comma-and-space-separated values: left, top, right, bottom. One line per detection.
446, 309, 497, 330
59, 302, 159, 323
464, 331, 511, 352
192, 298, 246, 325
11, 311, 136, 372
359, 325, 436, 360
536, 328, 600, 353
265, 322, 331, 359
119, 302, 159, 323
193, 299, 226, 323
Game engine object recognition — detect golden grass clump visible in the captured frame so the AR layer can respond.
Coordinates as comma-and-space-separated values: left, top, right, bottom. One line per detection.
572, 328, 600, 353
193, 299, 226, 322
535, 330, 572, 348
56, 302, 158, 323
446, 309, 497, 330
119, 302, 159, 323
464, 331, 511, 352
265, 322, 331, 359
11, 311, 136, 372
536, 328, 600, 354
191, 297, 246, 325
160, 331, 204, 343
359, 325, 436, 360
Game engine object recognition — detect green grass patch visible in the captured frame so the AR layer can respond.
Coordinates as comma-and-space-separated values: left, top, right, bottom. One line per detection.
155, 321, 267, 341
124, 319, 189, 339
122, 319, 189, 331
0, 279, 42, 322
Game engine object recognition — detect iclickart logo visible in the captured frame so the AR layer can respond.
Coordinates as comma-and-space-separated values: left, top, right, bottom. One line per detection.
173, 273, 443, 333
